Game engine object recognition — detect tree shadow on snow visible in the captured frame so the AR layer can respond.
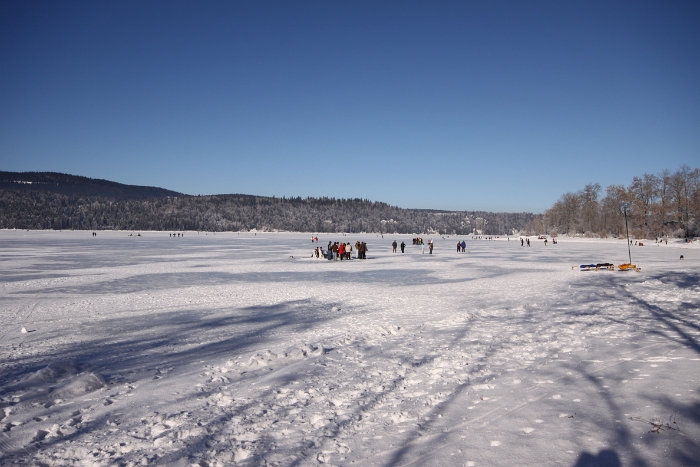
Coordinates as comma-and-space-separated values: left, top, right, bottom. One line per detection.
2, 269, 698, 466
10, 268, 490, 296
572, 449, 622, 467
0, 298, 363, 463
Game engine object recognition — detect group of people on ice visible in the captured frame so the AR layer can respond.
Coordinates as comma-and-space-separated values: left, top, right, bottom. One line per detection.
312, 235, 565, 260
399, 239, 433, 253
313, 241, 369, 260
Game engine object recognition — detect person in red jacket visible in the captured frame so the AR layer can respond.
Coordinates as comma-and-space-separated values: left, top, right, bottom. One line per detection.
338, 242, 345, 261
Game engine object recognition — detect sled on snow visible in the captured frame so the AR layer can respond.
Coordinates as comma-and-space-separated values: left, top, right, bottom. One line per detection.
576, 263, 615, 271
618, 263, 641, 272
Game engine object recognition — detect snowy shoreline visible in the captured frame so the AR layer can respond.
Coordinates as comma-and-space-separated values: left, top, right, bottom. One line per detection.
0, 231, 698, 466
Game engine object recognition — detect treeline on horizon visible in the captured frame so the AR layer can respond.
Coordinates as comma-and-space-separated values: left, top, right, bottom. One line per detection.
525, 165, 700, 238
0, 190, 536, 235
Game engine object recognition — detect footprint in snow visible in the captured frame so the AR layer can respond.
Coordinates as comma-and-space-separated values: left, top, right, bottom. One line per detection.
32, 429, 49, 443
522, 427, 535, 433
490, 440, 501, 446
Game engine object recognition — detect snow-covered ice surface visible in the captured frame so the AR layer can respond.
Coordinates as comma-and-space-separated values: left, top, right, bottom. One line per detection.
1, 231, 698, 467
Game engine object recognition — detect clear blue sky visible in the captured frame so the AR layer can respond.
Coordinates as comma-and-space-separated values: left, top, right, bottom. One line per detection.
1, 1, 698, 212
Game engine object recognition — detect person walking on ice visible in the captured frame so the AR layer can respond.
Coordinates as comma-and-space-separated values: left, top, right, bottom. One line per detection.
392, 240, 398, 253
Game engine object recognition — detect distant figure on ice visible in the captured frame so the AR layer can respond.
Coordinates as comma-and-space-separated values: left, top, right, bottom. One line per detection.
457, 241, 461, 252
392, 240, 398, 253
429, 242, 434, 254
521, 238, 524, 246
461, 241, 466, 252
544, 238, 548, 246
527, 238, 530, 247
400, 241, 406, 253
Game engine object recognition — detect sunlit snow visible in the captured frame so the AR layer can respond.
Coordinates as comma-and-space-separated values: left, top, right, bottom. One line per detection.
0, 231, 698, 466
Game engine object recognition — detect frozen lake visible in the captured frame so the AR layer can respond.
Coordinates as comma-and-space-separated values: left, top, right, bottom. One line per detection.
1, 230, 699, 466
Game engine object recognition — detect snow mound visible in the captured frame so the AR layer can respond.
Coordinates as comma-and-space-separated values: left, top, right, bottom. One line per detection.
52, 373, 106, 399
244, 343, 327, 367
284, 343, 326, 358
246, 349, 279, 367
6, 362, 80, 391
28, 362, 79, 383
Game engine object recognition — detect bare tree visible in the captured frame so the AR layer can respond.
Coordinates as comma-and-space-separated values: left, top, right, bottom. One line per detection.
579, 183, 601, 235
557, 192, 581, 235
669, 165, 696, 237
652, 169, 672, 236
629, 173, 658, 235
540, 166, 697, 239
600, 185, 629, 237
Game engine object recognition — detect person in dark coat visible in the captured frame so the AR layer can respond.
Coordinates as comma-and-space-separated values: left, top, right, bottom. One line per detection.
400, 241, 406, 253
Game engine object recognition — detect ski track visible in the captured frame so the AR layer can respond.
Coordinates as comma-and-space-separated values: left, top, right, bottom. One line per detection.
0, 231, 698, 466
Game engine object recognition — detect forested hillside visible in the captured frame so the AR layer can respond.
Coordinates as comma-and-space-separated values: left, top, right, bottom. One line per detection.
0, 171, 181, 200
0, 172, 535, 234
525, 165, 700, 238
